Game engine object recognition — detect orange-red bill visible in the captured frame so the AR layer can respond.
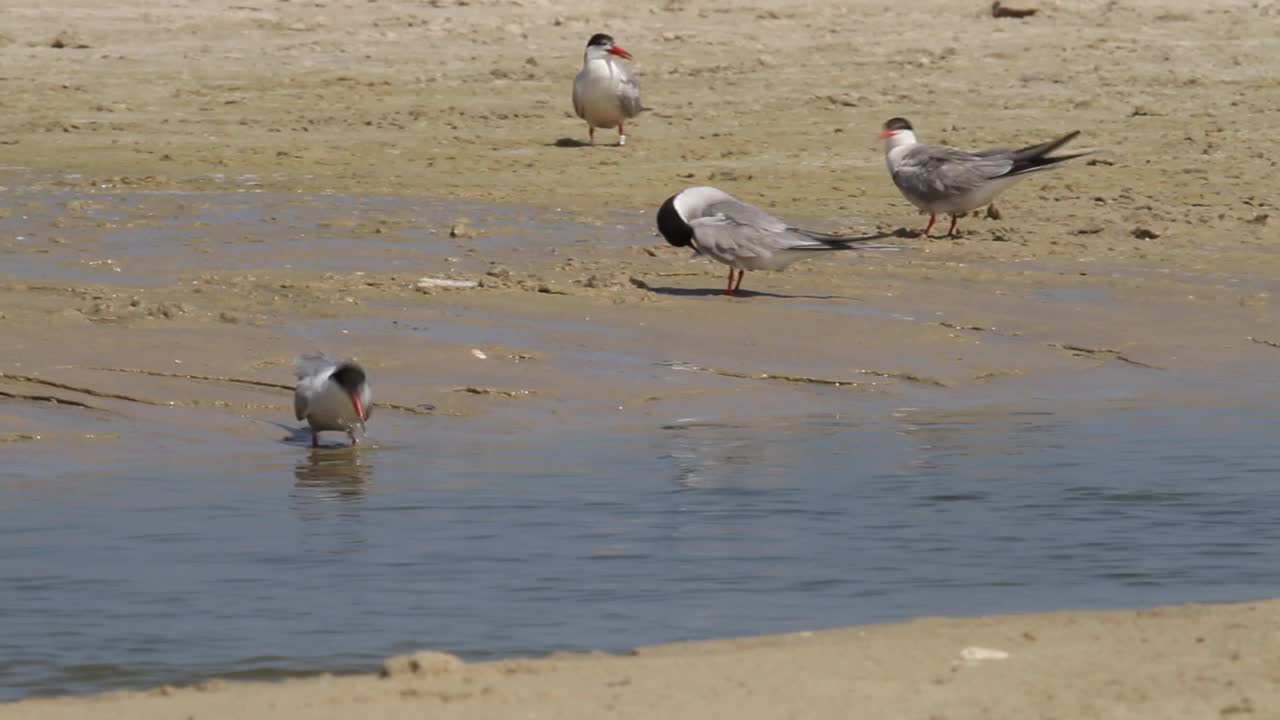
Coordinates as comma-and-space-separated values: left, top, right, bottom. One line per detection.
608, 46, 633, 60
350, 392, 366, 423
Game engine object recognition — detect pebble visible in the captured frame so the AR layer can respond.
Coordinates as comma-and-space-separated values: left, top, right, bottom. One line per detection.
449, 220, 475, 239
380, 651, 465, 678
415, 277, 478, 290
960, 646, 1010, 663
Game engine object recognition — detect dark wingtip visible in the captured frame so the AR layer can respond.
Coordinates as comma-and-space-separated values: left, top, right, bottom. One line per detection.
1012, 129, 1088, 166
883, 117, 913, 132
586, 33, 614, 48
656, 193, 693, 248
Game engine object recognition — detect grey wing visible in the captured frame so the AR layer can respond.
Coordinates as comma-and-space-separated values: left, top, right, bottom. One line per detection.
689, 215, 765, 261
706, 198, 790, 234
294, 386, 309, 421
617, 66, 642, 118
894, 145, 1015, 203
689, 201, 804, 259
293, 353, 337, 382
696, 200, 893, 257
571, 70, 587, 119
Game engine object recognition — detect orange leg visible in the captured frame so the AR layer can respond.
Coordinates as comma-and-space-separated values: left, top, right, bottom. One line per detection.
922, 213, 937, 237
723, 269, 745, 296
588, 125, 595, 145
946, 214, 960, 237
618, 122, 627, 146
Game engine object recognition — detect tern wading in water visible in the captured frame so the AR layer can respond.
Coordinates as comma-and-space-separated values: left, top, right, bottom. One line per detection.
572, 33, 642, 146
656, 186, 896, 296
293, 354, 372, 448
880, 117, 1093, 237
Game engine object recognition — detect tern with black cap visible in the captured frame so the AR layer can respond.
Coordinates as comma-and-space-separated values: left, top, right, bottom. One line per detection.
880, 117, 1093, 237
572, 33, 642, 146
293, 354, 373, 448
656, 186, 895, 296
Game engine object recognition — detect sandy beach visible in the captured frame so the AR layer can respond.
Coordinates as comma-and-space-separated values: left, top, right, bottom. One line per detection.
7, 600, 1279, 719
3, 0, 1279, 714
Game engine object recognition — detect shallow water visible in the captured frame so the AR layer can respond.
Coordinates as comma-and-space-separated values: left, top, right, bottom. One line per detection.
4, 391, 1280, 699
0, 186, 650, 285
3, 186, 1280, 700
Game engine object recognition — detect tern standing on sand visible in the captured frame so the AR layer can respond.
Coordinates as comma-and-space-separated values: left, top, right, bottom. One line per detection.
880, 117, 1093, 237
293, 354, 372, 448
656, 186, 895, 296
572, 33, 642, 146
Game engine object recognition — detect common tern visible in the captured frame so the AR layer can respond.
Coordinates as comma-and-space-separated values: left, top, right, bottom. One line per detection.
656, 186, 895, 296
293, 354, 372, 448
880, 117, 1092, 237
572, 33, 642, 146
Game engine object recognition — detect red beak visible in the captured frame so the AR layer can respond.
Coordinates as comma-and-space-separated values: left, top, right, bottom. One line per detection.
350, 392, 366, 423
608, 45, 633, 60
879, 129, 895, 140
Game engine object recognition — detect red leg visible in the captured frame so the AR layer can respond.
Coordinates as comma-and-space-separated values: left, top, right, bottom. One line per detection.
922, 213, 936, 237
311, 430, 319, 448
618, 122, 627, 146
724, 268, 736, 296
946, 214, 959, 237
588, 125, 595, 145
732, 269, 745, 294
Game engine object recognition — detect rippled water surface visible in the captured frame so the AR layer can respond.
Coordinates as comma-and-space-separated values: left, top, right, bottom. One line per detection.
4, 393, 1280, 699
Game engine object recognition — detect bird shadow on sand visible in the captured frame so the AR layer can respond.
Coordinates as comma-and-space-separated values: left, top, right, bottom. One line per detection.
552, 137, 591, 148
629, 278, 859, 301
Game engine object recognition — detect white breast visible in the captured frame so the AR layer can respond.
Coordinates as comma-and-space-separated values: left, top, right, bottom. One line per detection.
574, 59, 626, 128
300, 379, 362, 432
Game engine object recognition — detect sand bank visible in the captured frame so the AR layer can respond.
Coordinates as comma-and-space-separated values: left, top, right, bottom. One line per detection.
7, 600, 1277, 719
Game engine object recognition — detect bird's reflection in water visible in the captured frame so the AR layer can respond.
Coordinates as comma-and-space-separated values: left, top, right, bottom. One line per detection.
290, 447, 374, 554
293, 446, 373, 500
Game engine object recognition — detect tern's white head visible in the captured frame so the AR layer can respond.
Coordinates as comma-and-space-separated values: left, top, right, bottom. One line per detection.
879, 117, 919, 153
583, 33, 633, 64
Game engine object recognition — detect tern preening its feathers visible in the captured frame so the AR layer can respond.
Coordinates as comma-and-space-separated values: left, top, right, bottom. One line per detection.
656, 186, 896, 296
572, 33, 642, 146
293, 354, 372, 448
880, 117, 1093, 237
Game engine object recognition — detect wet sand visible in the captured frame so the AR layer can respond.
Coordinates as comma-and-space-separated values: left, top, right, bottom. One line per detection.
3, 0, 1280, 713
8, 600, 1279, 719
